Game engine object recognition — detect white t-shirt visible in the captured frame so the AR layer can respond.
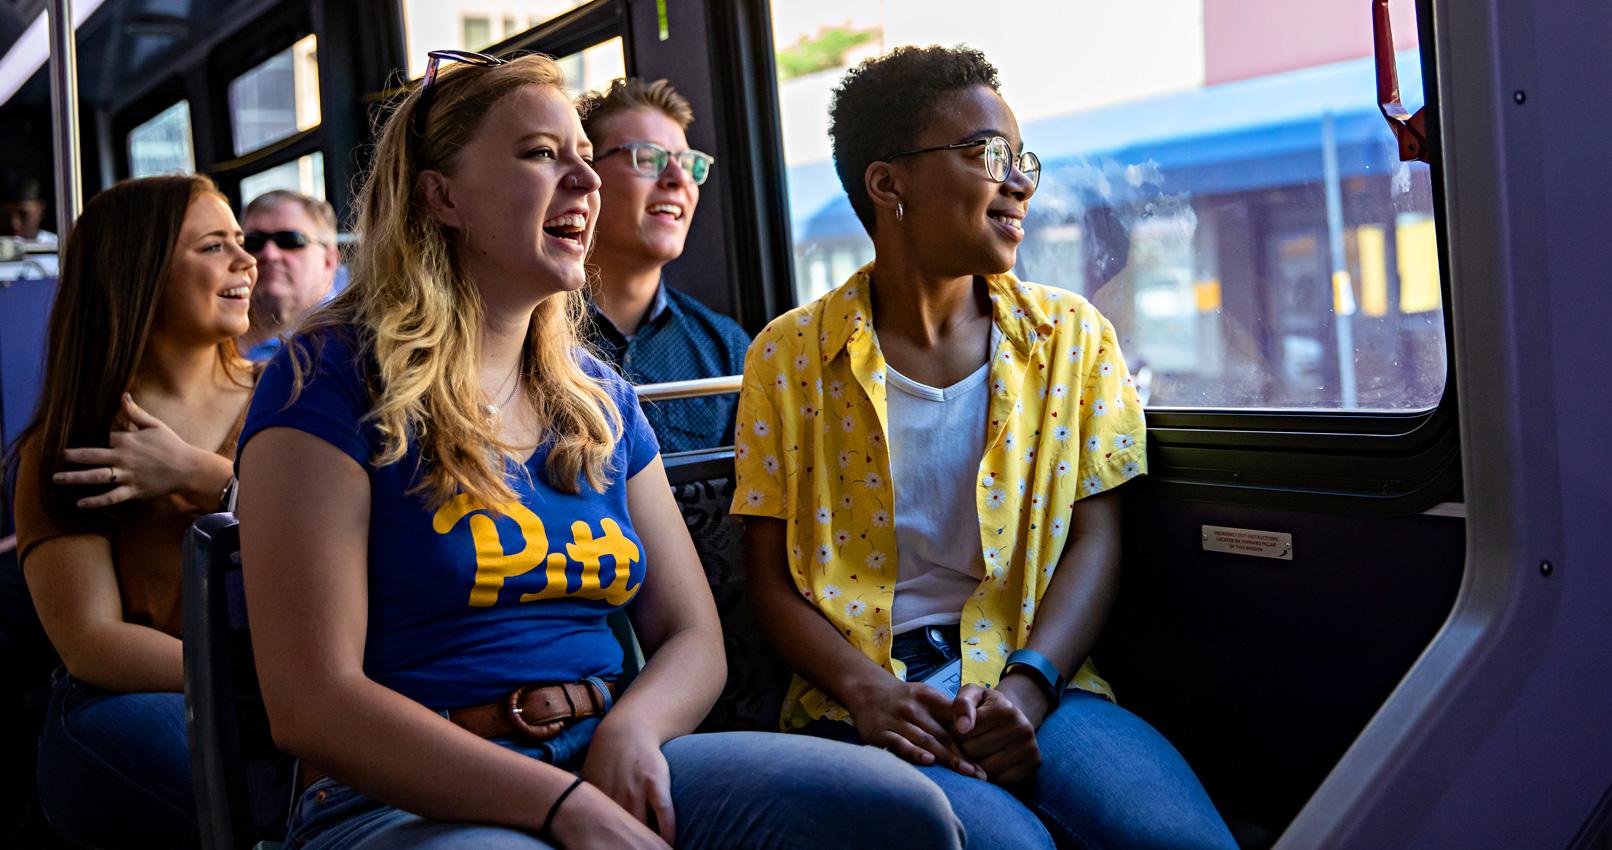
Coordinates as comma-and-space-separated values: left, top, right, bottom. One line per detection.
882, 328, 998, 635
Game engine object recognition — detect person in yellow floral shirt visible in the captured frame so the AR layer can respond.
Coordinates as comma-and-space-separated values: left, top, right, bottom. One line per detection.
732, 46, 1236, 850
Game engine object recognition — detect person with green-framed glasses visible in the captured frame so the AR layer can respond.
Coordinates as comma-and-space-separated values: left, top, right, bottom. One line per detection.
578, 77, 750, 454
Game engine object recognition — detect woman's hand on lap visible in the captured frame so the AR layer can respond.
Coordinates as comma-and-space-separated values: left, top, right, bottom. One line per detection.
549, 779, 672, 850
848, 679, 986, 779
579, 717, 677, 844
56, 394, 225, 510
951, 681, 1044, 785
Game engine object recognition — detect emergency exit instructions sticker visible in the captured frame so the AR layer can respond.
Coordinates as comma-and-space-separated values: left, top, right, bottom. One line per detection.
1201, 525, 1293, 560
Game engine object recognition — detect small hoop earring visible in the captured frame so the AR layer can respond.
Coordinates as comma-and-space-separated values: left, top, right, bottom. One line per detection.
896, 202, 905, 223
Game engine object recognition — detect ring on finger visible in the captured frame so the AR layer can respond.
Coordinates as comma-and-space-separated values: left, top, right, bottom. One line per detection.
108, 468, 117, 484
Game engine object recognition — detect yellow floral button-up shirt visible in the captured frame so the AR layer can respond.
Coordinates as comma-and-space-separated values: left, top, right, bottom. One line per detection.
731, 264, 1147, 729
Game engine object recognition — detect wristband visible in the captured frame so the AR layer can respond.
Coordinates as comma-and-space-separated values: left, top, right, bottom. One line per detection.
541, 776, 586, 837
1002, 648, 1065, 708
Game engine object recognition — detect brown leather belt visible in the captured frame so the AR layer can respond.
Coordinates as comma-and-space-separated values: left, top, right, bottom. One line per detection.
298, 679, 616, 792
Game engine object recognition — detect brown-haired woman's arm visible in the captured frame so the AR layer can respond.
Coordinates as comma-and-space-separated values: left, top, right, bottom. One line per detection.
15, 447, 183, 692
239, 427, 667, 848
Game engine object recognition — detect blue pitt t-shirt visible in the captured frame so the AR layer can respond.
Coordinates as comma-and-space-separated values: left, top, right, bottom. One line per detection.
239, 328, 660, 710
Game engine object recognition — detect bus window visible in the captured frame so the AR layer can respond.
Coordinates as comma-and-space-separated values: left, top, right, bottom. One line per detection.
239, 153, 327, 203
128, 101, 194, 178
555, 36, 626, 99
228, 34, 321, 156
770, 0, 1444, 412
400, 1, 592, 77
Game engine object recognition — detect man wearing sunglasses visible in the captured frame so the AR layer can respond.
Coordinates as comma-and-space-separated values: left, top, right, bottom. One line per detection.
578, 77, 750, 453
235, 190, 340, 361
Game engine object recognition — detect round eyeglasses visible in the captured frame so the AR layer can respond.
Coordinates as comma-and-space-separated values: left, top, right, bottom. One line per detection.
596, 142, 716, 186
884, 136, 1040, 189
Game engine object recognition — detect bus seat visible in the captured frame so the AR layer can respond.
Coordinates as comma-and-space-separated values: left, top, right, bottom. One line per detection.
666, 450, 790, 732
181, 512, 291, 850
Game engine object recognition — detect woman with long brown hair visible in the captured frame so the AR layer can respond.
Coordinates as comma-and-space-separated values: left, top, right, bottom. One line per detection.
236, 52, 962, 849
9, 173, 258, 849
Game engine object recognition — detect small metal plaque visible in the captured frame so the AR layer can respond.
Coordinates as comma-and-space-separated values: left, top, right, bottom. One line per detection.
1201, 525, 1293, 560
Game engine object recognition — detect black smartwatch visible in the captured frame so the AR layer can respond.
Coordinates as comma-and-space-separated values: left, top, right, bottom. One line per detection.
1002, 649, 1065, 708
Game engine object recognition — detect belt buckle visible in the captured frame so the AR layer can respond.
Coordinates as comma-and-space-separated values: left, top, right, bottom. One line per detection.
503, 684, 568, 742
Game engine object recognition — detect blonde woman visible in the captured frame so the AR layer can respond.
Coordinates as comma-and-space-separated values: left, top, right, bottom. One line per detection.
235, 52, 962, 850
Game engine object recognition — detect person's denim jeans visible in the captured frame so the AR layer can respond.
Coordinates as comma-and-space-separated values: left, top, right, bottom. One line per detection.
284, 721, 965, 849
35, 670, 199, 850
802, 625, 1239, 850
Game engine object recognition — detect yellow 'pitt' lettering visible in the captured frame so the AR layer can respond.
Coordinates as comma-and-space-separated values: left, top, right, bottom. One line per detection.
557, 519, 641, 606
432, 495, 640, 607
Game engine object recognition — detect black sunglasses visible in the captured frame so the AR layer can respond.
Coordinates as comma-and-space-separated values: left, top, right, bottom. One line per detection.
243, 230, 322, 253
413, 50, 507, 144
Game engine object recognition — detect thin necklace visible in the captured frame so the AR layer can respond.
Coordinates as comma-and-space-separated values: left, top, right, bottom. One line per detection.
485, 359, 521, 418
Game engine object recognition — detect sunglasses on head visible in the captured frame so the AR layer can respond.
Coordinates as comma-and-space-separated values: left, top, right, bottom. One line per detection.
244, 230, 322, 253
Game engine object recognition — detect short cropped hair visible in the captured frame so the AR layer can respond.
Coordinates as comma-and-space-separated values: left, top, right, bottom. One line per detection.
243, 189, 338, 242
0, 169, 44, 203
828, 45, 1001, 235
577, 77, 694, 144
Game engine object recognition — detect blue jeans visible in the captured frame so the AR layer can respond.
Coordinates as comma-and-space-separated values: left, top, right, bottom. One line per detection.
802, 626, 1238, 850
35, 670, 199, 850
285, 720, 964, 849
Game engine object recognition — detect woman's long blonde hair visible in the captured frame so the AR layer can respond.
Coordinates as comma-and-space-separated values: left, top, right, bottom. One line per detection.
293, 53, 621, 507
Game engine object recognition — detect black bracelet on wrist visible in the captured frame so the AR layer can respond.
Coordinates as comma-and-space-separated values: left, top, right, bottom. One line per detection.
541, 776, 586, 837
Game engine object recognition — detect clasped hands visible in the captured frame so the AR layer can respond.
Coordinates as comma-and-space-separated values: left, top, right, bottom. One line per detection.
849, 672, 1051, 786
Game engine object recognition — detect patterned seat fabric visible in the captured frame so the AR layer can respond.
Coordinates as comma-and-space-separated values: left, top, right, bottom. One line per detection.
672, 478, 789, 732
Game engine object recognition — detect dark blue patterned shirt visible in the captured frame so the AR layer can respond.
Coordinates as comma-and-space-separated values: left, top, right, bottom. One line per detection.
583, 283, 750, 454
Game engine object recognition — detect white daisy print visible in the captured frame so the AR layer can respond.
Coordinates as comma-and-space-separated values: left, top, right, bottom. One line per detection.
1051, 517, 1067, 537
763, 455, 780, 475
816, 545, 832, 564
796, 312, 812, 327
1080, 319, 1095, 333
841, 416, 856, 433
1082, 475, 1105, 495
794, 354, 810, 371
1023, 598, 1036, 616
973, 617, 994, 632
842, 286, 859, 300
822, 584, 842, 600
816, 506, 832, 524
745, 490, 765, 508
1024, 447, 1037, 464
1054, 425, 1072, 441
838, 450, 854, 468
981, 473, 996, 488
871, 510, 890, 527
1092, 398, 1108, 416
1055, 460, 1073, 477
834, 529, 850, 547
753, 420, 771, 437
1114, 434, 1135, 450
871, 370, 886, 385
800, 404, 818, 419
967, 647, 991, 663
1012, 306, 1028, 320
762, 341, 778, 359
828, 381, 845, 399
1051, 384, 1068, 398
986, 489, 1007, 509
1122, 460, 1141, 479
1099, 361, 1114, 376
735, 443, 751, 460
1004, 433, 1017, 449
840, 494, 853, 509
1030, 494, 1044, 510
872, 625, 891, 646
845, 600, 867, 618
773, 374, 788, 390
1069, 346, 1083, 360
992, 379, 1008, 396
1086, 435, 1102, 453
865, 551, 887, 570
863, 472, 883, 490
984, 547, 1001, 566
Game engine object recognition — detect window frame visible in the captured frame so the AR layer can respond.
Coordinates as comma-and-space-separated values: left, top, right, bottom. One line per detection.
720, 0, 1458, 514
